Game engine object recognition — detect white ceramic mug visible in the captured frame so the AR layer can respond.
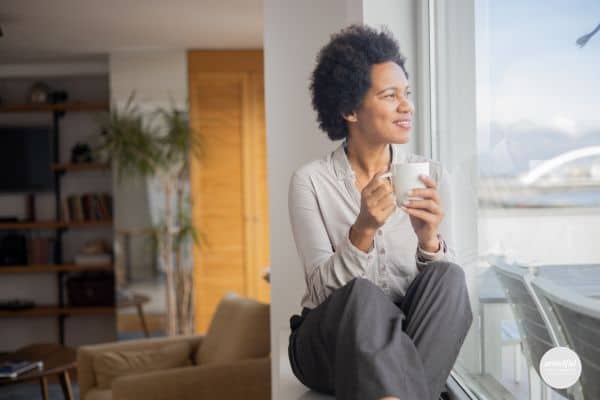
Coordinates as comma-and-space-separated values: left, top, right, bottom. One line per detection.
380, 162, 430, 205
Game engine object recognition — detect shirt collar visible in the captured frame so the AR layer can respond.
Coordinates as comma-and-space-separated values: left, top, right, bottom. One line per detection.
332, 140, 406, 180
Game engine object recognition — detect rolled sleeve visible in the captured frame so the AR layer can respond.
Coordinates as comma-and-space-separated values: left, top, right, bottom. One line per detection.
289, 171, 375, 307
415, 238, 448, 270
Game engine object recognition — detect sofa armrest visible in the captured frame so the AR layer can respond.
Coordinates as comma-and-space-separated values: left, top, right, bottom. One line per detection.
111, 356, 271, 400
77, 335, 204, 400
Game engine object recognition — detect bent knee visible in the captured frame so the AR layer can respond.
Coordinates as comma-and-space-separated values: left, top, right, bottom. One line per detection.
423, 262, 470, 306
339, 277, 387, 302
345, 277, 379, 294
427, 261, 466, 283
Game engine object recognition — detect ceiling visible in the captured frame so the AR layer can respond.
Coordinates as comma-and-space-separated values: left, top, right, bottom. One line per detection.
0, 0, 263, 64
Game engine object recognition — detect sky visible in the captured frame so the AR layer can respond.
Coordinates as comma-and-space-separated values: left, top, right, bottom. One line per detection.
482, 0, 600, 135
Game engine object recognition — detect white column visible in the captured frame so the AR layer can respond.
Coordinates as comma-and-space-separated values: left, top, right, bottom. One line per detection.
264, 1, 422, 398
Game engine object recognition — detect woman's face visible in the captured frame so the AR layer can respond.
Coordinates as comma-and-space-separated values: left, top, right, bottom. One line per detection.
349, 61, 414, 145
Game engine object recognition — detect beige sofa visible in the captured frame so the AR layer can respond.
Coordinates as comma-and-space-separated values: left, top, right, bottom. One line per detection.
77, 293, 271, 400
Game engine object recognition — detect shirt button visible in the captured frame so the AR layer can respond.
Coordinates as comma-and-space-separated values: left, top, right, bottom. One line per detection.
378, 230, 383, 236
379, 248, 386, 255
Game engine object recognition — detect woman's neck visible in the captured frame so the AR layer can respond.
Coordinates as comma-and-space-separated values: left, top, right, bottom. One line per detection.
345, 136, 391, 180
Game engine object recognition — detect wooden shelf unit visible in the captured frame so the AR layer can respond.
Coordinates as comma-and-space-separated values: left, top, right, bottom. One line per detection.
51, 162, 110, 172
0, 306, 115, 318
0, 264, 113, 274
0, 102, 109, 113
0, 220, 113, 230
0, 98, 114, 345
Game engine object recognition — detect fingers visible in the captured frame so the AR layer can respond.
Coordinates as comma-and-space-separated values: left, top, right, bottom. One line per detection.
419, 174, 437, 189
381, 201, 397, 218
401, 206, 438, 224
403, 198, 443, 216
362, 171, 393, 202
407, 188, 441, 205
363, 170, 391, 193
370, 180, 393, 202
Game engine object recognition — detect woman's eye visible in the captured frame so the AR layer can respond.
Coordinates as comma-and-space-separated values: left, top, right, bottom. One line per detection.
406, 91, 412, 96
385, 94, 395, 99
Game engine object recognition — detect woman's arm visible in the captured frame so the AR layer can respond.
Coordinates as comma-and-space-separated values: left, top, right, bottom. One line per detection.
412, 164, 456, 269
288, 170, 377, 306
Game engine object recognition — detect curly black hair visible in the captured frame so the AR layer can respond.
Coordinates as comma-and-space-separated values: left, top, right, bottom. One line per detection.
310, 24, 407, 141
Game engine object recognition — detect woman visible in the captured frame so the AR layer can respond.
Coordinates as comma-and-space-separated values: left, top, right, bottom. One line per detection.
287, 25, 473, 400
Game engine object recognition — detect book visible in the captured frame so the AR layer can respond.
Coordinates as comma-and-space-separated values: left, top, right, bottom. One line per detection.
62, 193, 113, 222
0, 360, 43, 379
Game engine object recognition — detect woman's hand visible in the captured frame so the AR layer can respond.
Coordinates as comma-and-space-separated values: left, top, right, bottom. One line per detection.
401, 175, 444, 252
350, 171, 396, 252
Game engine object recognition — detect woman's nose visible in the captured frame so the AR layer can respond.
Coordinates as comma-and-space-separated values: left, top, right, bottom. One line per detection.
397, 97, 414, 114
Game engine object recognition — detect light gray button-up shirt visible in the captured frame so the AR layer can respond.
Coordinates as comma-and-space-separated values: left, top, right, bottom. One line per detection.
288, 142, 455, 309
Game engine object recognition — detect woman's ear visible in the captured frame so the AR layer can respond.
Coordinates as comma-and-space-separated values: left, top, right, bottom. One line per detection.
342, 112, 358, 123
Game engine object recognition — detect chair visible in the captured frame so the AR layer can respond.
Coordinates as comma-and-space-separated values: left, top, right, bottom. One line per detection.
491, 261, 574, 400
532, 276, 600, 400
78, 292, 271, 400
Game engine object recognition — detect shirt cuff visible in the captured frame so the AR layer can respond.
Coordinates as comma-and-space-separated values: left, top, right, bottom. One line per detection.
415, 236, 447, 270
344, 229, 376, 278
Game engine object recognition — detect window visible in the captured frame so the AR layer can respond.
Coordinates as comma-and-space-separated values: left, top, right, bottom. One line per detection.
427, 1, 600, 399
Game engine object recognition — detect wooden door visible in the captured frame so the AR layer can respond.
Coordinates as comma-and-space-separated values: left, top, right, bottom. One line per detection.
188, 50, 270, 333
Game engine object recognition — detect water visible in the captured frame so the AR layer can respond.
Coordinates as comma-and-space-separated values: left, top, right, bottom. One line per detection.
506, 190, 600, 208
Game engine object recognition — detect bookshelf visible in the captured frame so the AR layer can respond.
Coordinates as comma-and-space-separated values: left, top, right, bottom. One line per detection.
0, 305, 115, 318
0, 100, 114, 345
0, 102, 109, 113
51, 162, 110, 172
0, 220, 113, 230
0, 264, 113, 274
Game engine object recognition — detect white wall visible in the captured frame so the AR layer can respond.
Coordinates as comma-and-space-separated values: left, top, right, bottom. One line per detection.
264, 1, 421, 398
109, 51, 187, 110
108, 50, 187, 282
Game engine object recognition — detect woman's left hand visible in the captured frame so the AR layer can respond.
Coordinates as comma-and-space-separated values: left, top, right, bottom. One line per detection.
401, 175, 444, 252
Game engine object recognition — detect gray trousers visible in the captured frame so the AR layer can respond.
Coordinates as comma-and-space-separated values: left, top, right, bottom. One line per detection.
288, 261, 473, 400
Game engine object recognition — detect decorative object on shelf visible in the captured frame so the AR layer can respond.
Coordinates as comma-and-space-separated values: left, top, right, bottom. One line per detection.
27, 82, 51, 104
70, 142, 93, 163
74, 239, 112, 266
98, 94, 204, 336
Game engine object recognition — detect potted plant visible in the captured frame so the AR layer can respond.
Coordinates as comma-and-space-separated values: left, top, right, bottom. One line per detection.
97, 95, 204, 336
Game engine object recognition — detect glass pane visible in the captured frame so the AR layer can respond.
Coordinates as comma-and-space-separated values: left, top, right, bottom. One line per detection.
478, 1, 600, 210
455, 1, 600, 399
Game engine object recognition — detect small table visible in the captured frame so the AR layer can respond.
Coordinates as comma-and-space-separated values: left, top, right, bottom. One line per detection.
0, 343, 76, 400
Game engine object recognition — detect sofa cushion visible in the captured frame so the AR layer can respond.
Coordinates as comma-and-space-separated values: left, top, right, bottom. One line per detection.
93, 342, 192, 389
195, 292, 270, 365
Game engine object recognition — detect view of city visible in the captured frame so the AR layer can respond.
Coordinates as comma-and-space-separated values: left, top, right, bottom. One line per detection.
477, 0, 600, 208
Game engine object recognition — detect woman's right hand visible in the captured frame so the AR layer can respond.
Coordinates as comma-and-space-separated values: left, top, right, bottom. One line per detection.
350, 171, 396, 251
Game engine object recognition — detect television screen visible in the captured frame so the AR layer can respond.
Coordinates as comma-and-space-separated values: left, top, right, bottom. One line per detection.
0, 126, 54, 193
